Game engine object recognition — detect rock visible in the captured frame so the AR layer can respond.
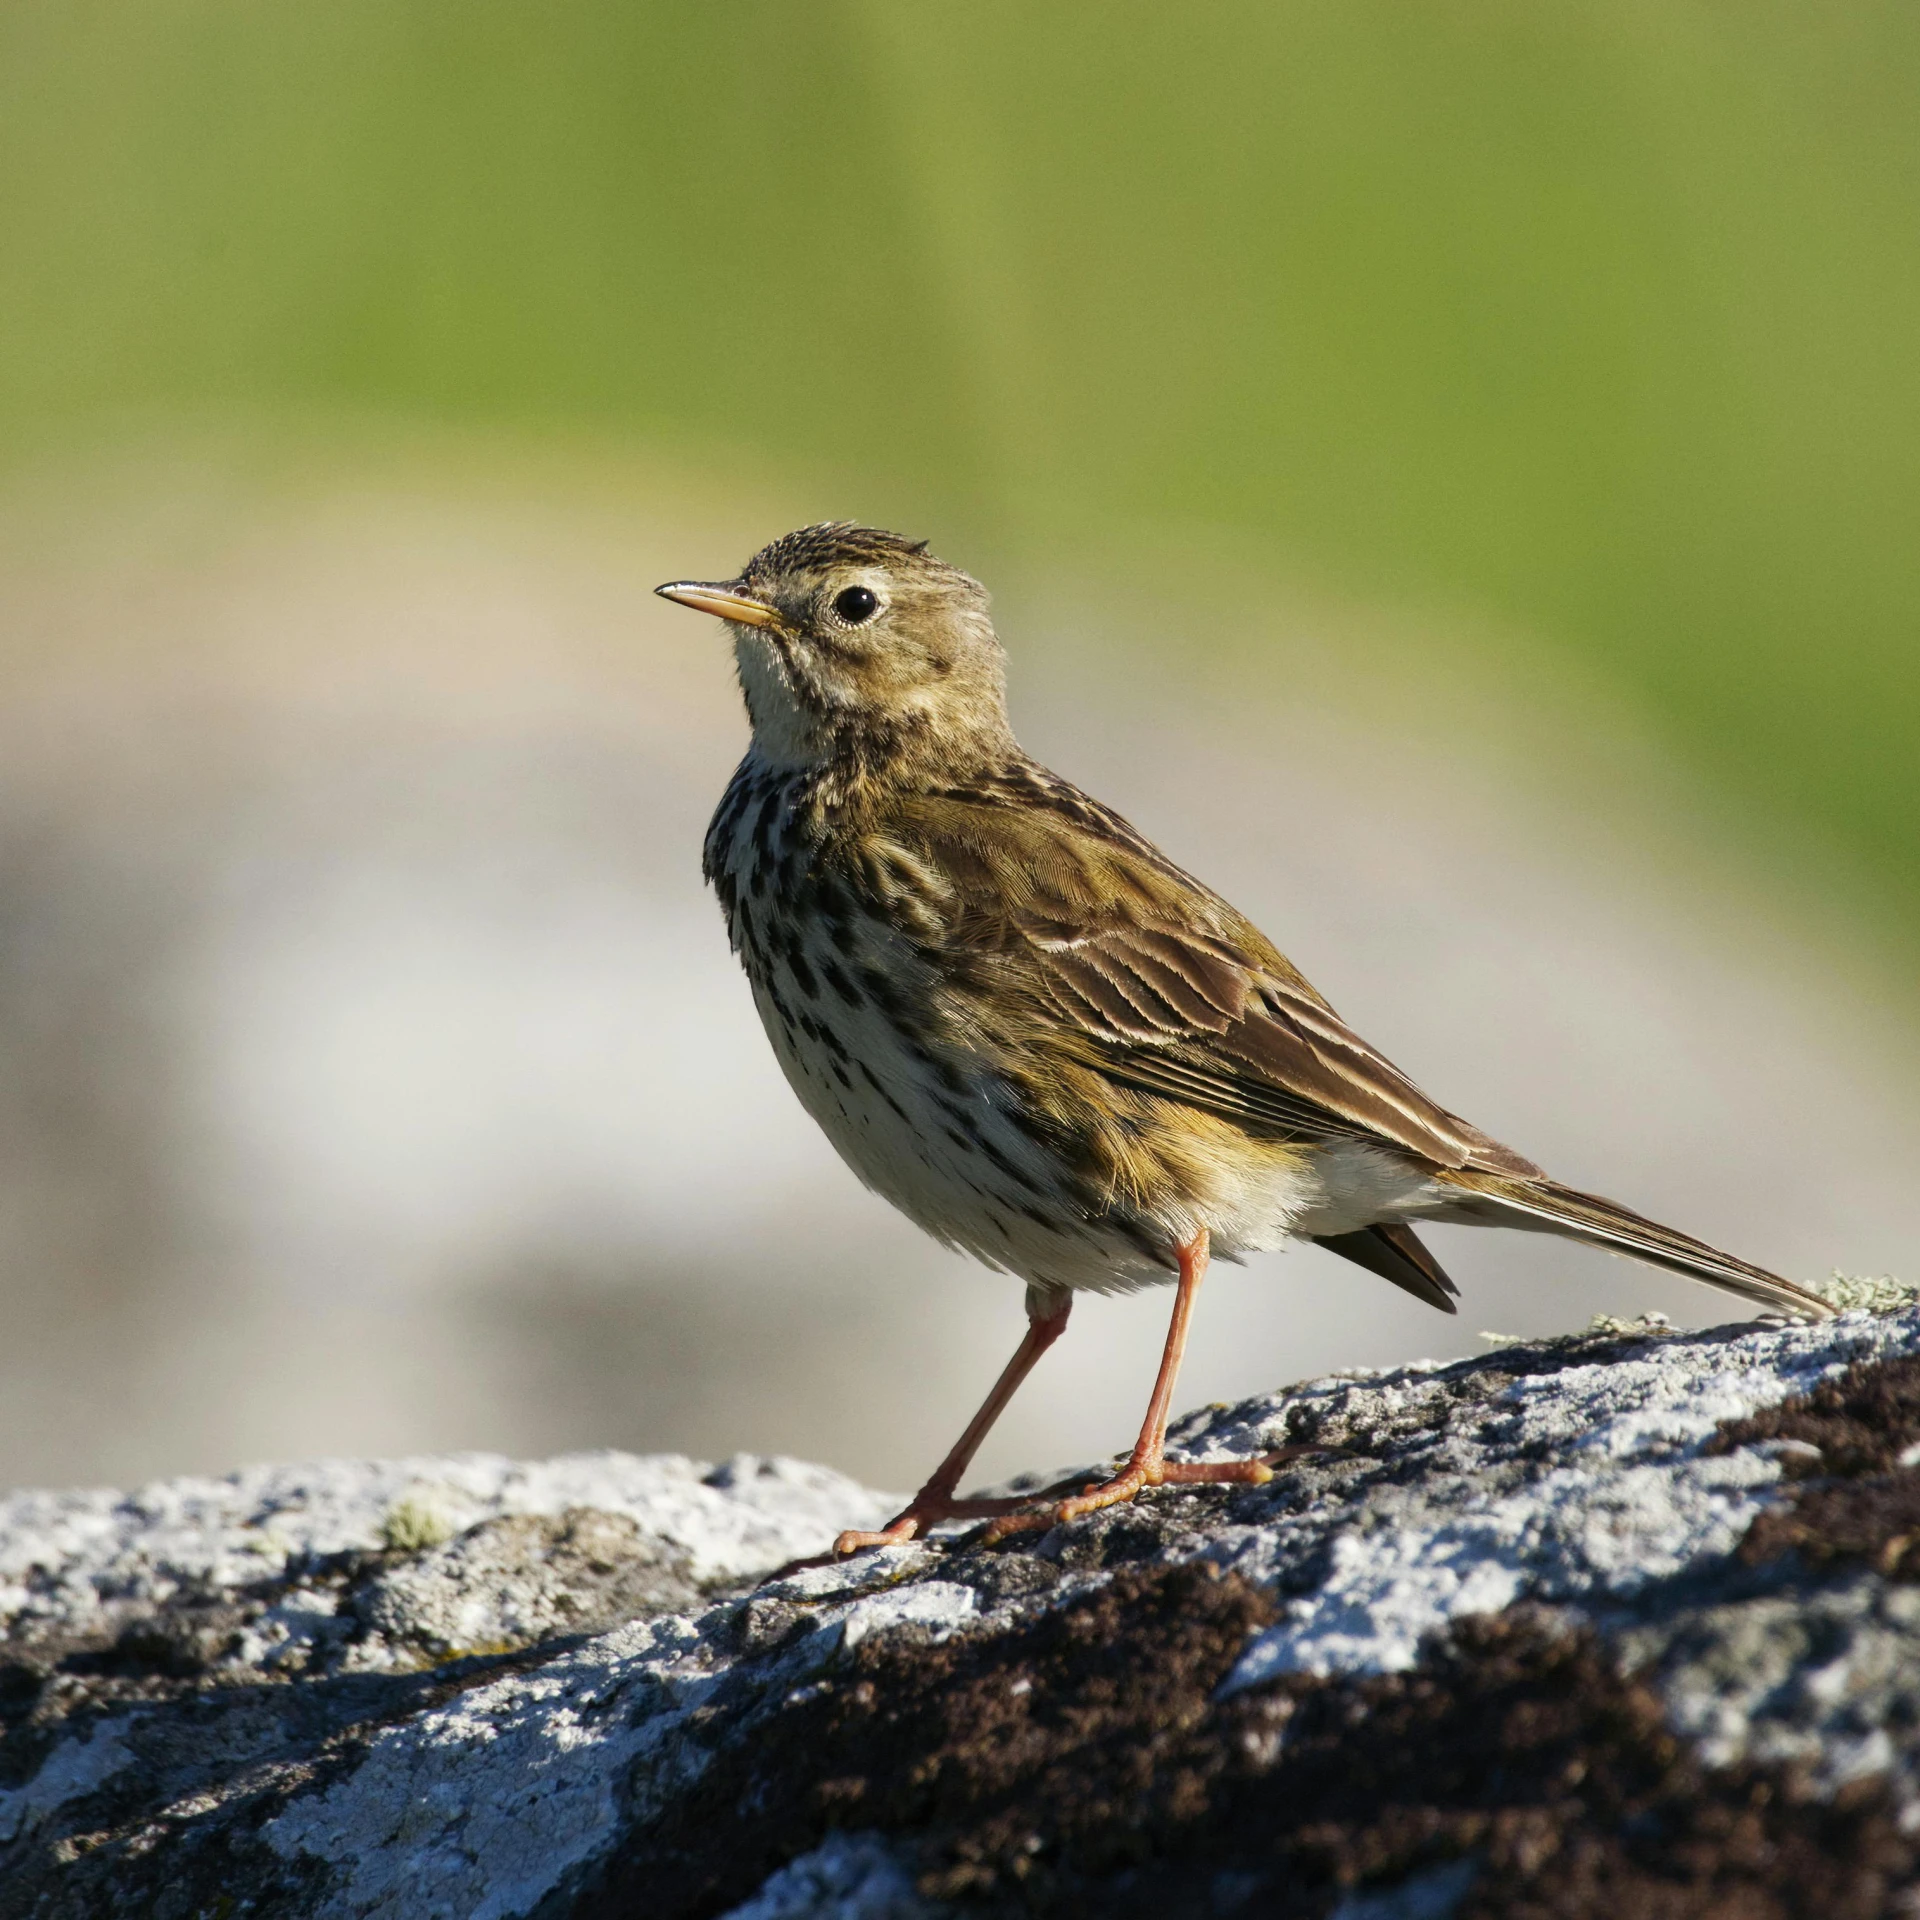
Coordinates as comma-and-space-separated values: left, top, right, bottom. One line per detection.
6, 1306, 1920, 1917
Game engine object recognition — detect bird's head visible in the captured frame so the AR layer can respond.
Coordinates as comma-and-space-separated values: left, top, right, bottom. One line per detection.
657, 523, 1013, 775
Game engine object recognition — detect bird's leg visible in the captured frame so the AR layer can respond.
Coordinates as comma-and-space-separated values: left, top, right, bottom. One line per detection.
983, 1228, 1280, 1543
833, 1294, 1073, 1555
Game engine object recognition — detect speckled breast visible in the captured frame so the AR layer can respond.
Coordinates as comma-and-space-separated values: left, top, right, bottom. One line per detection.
701, 756, 1169, 1298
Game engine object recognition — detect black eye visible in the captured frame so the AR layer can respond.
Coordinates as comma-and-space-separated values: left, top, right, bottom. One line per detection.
832, 585, 880, 625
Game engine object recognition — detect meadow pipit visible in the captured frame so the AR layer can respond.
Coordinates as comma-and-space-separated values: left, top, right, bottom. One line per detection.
658, 525, 1831, 1554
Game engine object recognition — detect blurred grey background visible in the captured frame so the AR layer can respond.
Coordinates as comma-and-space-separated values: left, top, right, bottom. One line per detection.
0, 5, 1916, 1496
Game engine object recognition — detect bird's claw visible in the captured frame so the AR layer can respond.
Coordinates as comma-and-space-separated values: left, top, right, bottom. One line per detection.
977, 1449, 1288, 1544
833, 1490, 1036, 1558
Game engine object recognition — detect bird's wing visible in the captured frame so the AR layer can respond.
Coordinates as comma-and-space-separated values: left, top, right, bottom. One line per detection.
1021, 915, 1532, 1172
891, 778, 1540, 1178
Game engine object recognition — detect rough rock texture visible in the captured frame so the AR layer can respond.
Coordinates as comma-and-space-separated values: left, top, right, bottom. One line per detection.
6, 1302, 1920, 1918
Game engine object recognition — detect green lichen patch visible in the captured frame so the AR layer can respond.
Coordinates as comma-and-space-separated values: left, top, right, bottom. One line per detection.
1807, 1272, 1917, 1315
378, 1489, 460, 1554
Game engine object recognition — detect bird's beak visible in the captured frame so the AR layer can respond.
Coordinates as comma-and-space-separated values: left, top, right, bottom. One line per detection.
654, 580, 780, 628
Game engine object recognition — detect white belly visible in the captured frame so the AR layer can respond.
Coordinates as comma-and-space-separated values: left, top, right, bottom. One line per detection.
745, 942, 1158, 1297
757, 948, 1467, 1300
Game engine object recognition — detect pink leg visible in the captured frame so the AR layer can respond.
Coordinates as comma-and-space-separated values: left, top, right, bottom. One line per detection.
833, 1295, 1072, 1556
982, 1228, 1282, 1543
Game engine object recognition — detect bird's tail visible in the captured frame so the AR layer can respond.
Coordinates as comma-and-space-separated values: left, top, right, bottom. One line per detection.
1434, 1169, 1834, 1321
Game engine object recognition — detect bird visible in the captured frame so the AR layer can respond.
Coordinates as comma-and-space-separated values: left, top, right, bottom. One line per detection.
656, 523, 1833, 1554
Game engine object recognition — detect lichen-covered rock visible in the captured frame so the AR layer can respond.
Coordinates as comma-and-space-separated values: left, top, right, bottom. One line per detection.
6, 1308, 1920, 1918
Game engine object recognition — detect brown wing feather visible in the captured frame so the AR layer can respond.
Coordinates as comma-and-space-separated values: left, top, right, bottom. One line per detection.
894, 776, 1539, 1177
1314, 1224, 1460, 1313
1438, 1169, 1834, 1319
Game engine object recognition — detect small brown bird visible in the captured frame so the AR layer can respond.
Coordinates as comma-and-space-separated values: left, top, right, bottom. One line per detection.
658, 525, 1831, 1554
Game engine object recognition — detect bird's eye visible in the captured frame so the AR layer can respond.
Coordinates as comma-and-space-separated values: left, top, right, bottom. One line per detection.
832, 585, 880, 625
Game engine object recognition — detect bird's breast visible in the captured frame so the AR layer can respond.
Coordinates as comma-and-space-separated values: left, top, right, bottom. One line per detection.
704, 774, 1130, 1288
700, 765, 1337, 1294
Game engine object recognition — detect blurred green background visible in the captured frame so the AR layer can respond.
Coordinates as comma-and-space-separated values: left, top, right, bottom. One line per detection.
0, 2, 1915, 1497
3, 0, 1916, 936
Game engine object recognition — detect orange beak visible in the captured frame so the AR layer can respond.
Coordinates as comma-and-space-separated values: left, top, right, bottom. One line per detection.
654, 581, 780, 628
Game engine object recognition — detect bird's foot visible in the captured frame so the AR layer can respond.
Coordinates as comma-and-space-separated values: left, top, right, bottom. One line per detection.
833, 1490, 1035, 1558
978, 1447, 1304, 1545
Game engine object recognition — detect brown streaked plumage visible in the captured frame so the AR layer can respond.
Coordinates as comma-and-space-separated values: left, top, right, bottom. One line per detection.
657, 523, 1833, 1555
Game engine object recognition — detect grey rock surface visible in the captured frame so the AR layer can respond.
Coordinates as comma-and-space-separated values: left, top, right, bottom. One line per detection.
5, 1303, 1920, 1918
